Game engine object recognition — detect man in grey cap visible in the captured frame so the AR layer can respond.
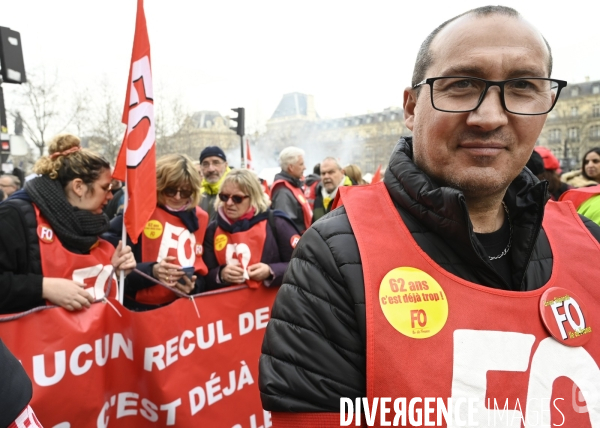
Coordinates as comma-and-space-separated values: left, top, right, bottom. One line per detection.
199, 146, 230, 221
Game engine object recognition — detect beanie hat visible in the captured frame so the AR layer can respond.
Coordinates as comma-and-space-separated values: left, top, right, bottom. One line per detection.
200, 146, 227, 163
526, 150, 545, 176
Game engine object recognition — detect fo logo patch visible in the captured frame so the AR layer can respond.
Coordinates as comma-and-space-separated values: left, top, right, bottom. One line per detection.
37, 225, 54, 243
290, 235, 301, 248
540, 287, 592, 347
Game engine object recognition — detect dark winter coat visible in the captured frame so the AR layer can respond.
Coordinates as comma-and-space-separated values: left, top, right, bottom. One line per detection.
270, 171, 307, 233
0, 339, 33, 426
259, 138, 600, 412
0, 196, 45, 313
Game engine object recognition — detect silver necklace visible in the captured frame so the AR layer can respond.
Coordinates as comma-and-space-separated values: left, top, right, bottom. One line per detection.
488, 202, 512, 261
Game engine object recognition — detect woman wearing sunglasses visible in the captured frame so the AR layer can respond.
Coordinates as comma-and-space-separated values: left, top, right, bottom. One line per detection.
203, 169, 300, 290
0, 133, 136, 314
105, 154, 209, 311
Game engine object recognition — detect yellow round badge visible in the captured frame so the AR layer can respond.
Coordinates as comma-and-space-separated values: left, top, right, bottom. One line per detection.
379, 267, 448, 339
143, 220, 163, 239
214, 234, 228, 252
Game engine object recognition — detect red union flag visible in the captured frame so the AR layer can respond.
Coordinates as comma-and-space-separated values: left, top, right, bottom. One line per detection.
113, 0, 156, 244
245, 138, 253, 170
371, 164, 382, 184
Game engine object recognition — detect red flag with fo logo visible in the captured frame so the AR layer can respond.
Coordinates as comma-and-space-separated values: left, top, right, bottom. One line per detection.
113, 0, 156, 244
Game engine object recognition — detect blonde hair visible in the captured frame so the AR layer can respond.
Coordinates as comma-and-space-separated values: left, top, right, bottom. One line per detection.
156, 154, 202, 208
215, 169, 270, 214
33, 133, 110, 189
344, 164, 367, 185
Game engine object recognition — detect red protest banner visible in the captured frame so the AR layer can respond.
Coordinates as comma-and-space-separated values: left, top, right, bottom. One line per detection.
0, 286, 277, 427
113, 0, 156, 244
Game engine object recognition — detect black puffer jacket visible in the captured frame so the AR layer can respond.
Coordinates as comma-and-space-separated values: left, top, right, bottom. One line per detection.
259, 138, 600, 412
0, 196, 45, 314
0, 339, 33, 426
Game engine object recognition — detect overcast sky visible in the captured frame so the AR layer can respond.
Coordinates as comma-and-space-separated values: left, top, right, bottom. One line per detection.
3, 0, 600, 134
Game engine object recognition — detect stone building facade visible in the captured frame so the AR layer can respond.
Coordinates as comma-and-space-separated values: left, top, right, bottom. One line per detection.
157, 110, 239, 161
538, 79, 600, 171
258, 92, 410, 174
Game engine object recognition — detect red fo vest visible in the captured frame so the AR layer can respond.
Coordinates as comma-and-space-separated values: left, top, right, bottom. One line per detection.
35, 205, 117, 302
304, 180, 319, 210
137, 207, 208, 305
340, 182, 600, 427
559, 184, 600, 209
214, 220, 268, 289
261, 179, 271, 198
271, 179, 313, 232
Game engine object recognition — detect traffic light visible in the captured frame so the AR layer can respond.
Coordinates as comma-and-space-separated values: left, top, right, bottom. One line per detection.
230, 107, 245, 137
0, 138, 9, 164
0, 27, 26, 84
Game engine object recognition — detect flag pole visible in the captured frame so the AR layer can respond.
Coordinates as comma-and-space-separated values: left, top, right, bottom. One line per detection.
119, 179, 128, 304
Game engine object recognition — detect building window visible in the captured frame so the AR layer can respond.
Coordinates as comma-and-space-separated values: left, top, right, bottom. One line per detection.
594, 85, 600, 95
568, 127, 579, 141
593, 104, 600, 118
571, 87, 579, 97
591, 125, 600, 140
571, 106, 578, 117
549, 129, 561, 142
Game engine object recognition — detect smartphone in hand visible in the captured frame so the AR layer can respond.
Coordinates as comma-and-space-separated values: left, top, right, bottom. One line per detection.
178, 266, 195, 285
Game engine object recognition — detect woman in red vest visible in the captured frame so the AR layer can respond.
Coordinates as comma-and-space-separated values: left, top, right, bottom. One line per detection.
0, 133, 136, 314
106, 154, 209, 311
203, 169, 300, 290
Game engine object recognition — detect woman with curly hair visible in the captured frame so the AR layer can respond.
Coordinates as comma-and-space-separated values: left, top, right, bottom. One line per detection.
0, 133, 135, 314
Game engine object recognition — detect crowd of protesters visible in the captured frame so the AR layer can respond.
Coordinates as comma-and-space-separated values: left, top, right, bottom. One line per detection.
2, 132, 600, 424
4, 5, 600, 426
3, 136, 600, 314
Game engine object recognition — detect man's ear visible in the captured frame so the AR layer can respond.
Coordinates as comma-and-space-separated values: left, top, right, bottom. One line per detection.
404, 87, 417, 131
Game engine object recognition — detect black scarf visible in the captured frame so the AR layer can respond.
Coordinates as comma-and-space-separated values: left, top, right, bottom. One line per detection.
216, 210, 270, 233
157, 205, 199, 232
25, 175, 110, 253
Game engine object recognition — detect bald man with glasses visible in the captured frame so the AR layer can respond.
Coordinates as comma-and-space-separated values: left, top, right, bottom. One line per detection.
260, 6, 600, 426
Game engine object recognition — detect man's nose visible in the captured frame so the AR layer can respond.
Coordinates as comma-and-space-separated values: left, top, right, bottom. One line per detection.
466, 87, 508, 130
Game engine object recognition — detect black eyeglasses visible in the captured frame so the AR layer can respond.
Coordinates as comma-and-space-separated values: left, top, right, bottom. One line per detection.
413, 76, 567, 115
163, 187, 193, 198
218, 193, 249, 204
